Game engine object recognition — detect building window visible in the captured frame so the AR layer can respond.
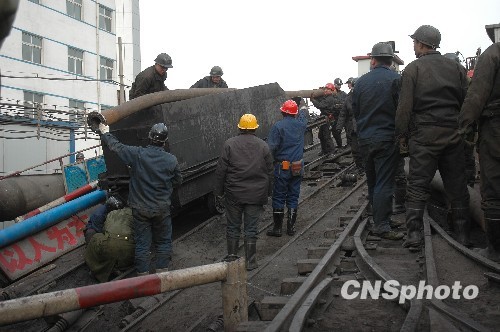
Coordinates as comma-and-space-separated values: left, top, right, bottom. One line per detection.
23, 91, 44, 119
66, 0, 82, 20
99, 5, 112, 32
69, 99, 85, 124
22, 32, 42, 64
68, 47, 84, 75
100, 57, 113, 81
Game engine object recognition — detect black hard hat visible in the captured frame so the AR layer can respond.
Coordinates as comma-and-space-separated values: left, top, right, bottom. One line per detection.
371, 42, 394, 57
334, 78, 343, 86
106, 195, 123, 211
346, 77, 354, 84
410, 25, 441, 49
443, 52, 460, 63
76, 152, 84, 160
351, 77, 358, 87
154, 53, 173, 68
148, 123, 169, 143
210, 66, 223, 76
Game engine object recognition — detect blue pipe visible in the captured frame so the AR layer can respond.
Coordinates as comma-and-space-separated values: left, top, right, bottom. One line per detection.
0, 190, 106, 249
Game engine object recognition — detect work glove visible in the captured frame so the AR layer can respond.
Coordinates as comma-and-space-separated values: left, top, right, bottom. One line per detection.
459, 125, 475, 147
98, 123, 109, 135
399, 137, 409, 157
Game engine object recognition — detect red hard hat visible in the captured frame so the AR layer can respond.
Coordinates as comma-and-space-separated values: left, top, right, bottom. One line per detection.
324, 83, 336, 91
280, 100, 298, 115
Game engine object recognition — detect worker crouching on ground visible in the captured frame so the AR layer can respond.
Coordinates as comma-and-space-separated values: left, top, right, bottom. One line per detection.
214, 114, 273, 271
85, 196, 135, 282
267, 100, 308, 237
95, 122, 182, 275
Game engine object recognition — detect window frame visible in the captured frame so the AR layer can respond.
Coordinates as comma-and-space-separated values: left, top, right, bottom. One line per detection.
99, 56, 114, 81
66, 0, 82, 20
22, 32, 42, 64
68, 99, 85, 124
68, 46, 84, 75
23, 91, 44, 119
98, 5, 113, 32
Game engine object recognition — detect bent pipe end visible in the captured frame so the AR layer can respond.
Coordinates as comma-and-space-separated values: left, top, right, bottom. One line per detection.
87, 112, 107, 132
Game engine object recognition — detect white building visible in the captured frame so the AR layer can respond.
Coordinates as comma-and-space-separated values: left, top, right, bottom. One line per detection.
0, 0, 140, 176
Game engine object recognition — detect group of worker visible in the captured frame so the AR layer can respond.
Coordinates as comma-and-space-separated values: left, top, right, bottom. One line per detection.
128, 52, 228, 100
83, 23, 500, 281
352, 24, 500, 265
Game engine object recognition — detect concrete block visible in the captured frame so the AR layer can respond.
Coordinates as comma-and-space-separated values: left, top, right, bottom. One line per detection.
297, 259, 321, 275
307, 246, 329, 259
258, 296, 289, 321
281, 276, 307, 295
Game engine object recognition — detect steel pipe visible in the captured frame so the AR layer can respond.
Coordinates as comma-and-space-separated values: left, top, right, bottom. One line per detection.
0, 190, 106, 248
0, 260, 247, 327
14, 181, 98, 223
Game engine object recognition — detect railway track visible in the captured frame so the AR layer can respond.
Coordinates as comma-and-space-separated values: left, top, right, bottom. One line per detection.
2, 138, 497, 331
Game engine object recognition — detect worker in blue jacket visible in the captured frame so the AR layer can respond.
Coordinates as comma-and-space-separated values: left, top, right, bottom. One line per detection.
266, 99, 308, 237
96, 122, 182, 275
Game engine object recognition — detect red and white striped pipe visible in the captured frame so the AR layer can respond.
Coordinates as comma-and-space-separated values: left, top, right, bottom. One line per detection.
15, 181, 98, 223
0, 262, 229, 325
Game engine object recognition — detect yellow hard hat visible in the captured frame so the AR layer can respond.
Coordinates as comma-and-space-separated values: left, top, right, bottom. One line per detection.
238, 114, 259, 130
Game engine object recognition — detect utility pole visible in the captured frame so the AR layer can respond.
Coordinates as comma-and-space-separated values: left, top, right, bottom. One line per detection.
118, 37, 125, 105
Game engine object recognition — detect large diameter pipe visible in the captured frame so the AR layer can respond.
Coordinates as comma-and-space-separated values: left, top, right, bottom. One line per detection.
0, 190, 106, 248
403, 159, 485, 231
87, 88, 236, 130
0, 262, 231, 325
14, 181, 98, 223
0, 174, 65, 221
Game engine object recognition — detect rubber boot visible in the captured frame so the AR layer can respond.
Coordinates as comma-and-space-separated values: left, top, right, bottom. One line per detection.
287, 208, 298, 236
244, 239, 258, 271
451, 204, 471, 246
267, 209, 284, 237
225, 238, 239, 261
403, 202, 425, 248
475, 215, 500, 262
393, 188, 406, 215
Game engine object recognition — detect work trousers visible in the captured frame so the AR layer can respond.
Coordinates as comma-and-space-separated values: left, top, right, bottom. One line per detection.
360, 140, 398, 234
132, 208, 172, 273
318, 123, 335, 154
272, 165, 302, 210
479, 118, 500, 214
406, 126, 469, 207
224, 196, 264, 241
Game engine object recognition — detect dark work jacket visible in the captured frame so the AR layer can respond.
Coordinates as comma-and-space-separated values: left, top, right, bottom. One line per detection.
101, 133, 182, 212
214, 132, 273, 205
353, 65, 401, 143
129, 66, 168, 100
331, 90, 348, 117
396, 51, 468, 137
337, 90, 356, 134
311, 94, 335, 116
267, 108, 308, 163
459, 42, 500, 129
190, 76, 228, 88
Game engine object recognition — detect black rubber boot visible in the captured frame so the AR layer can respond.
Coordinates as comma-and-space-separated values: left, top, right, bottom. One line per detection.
475, 215, 500, 262
393, 188, 406, 215
225, 238, 239, 261
244, 239, 258, 271
403, 202, 425, 248
287, 208, 298, 236
451, 204, 471, 246
267, 209, 284, 237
